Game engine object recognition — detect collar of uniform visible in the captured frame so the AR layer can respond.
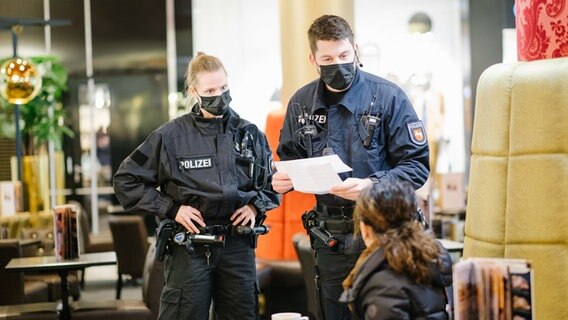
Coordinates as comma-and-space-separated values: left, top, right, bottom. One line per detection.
190, 108, 239, 134
312, 68, 364, 114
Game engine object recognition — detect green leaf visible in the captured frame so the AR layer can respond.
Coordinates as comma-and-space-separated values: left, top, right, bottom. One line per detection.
0, 55, 72, 153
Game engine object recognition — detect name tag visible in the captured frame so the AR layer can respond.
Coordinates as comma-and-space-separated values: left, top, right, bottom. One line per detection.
178, 157, 213, 170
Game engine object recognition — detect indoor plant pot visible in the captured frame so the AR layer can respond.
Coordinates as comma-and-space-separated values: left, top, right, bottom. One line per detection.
0, 56, 72, 213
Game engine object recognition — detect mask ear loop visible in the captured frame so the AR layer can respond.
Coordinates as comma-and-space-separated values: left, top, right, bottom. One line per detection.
186, 87, 202, 115
184, 93, 200, 115
190, 101, 200, 115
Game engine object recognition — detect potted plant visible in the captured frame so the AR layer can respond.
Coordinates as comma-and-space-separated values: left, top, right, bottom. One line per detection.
0, 55, 73, 154
0, 55, 73, 212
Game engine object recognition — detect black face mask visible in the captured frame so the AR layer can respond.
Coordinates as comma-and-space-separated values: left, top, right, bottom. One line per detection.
319, 62, 356, 90
199, 90, 231, 116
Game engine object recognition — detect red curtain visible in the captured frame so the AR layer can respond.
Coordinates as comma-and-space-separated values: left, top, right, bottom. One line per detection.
516, 0, 568, 60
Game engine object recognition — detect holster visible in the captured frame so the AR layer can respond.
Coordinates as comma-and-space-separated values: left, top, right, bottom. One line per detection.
250, 214, 268, 249
155, 219, 175, 261
302, 210, 338, 249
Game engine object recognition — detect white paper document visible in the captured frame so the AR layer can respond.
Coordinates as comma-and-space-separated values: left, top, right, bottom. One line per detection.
275, 155, 352, 194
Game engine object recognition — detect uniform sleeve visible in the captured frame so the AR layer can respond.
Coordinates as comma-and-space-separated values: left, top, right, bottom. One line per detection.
370, 91, 430, 189
361, 282, 411, 320
251, 131, 282, 215
276, 97, 307, 161
113, 130, 175, 219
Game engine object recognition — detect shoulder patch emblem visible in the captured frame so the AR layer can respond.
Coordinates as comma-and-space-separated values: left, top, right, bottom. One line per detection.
407, 121, 427, 145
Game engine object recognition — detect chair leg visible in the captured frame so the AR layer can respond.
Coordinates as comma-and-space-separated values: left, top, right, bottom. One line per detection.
80, 268, 86, 289
116, 273, 122, 300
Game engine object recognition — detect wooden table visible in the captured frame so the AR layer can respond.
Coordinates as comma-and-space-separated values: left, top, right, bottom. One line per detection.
438, 238, 464, 254
6, 251, 117, 320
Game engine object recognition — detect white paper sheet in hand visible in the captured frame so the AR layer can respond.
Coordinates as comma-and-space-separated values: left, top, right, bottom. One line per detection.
274, 155, 352, 194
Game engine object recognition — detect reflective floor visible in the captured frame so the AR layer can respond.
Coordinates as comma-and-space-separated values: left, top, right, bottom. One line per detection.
80, 264, 142, 301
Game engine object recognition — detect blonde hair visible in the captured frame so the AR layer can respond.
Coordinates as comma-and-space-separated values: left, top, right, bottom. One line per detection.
185, 52, 227, 89
343, 181, 441, 290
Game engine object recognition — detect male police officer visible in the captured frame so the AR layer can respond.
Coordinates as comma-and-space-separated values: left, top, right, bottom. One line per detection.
114, 52, 280, 320
272, 15, 429, 320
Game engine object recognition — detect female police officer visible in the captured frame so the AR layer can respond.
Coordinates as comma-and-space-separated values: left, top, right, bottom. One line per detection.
272, 15, 429, 320
113, 52, 280, 320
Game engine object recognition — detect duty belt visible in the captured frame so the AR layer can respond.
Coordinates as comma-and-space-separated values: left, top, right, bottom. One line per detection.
201, 224, 231, 236
182, 224, 269, 237
317, 218, 354, 234
316, 203, 354, 218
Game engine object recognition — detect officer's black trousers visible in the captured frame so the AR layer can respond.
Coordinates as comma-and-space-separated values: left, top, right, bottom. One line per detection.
158, 236, 258, 320
314, 232, 365, 320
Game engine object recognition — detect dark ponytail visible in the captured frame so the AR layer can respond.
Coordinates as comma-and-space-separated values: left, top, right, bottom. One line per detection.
382, 221, 439, 284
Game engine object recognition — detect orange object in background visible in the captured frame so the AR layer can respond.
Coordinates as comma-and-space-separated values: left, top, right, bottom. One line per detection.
516, 0, 568, 61
257, 109, 316, 261
257, 191, 315, 260
281, 192, 315, 260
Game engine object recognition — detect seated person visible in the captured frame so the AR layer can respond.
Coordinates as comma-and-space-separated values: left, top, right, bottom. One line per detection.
340, 180, 452, 319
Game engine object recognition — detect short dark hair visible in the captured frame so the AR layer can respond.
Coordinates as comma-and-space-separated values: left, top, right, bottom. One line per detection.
308, 15, 355, 54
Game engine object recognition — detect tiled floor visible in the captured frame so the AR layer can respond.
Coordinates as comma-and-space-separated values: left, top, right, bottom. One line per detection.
80, 262, 142, 302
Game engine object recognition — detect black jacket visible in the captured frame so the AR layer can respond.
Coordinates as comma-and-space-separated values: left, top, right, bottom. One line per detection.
113, 108, 281, 223
340, 243, 453, 320
277, 69, 429, 207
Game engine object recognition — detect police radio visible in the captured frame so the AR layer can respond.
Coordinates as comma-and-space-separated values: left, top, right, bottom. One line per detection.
240, 131, 255, 177
297, 105, 318, 157
362, 95, 381, 148
238, 129, 269, 191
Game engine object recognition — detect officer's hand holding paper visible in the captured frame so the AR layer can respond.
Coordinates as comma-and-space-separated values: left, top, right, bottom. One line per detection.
274, 155, 352, 194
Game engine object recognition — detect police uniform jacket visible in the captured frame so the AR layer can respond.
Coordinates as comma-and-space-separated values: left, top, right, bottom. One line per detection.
277, 69, 429, 206
339, 244, 453, 320
113, 108, 281, 223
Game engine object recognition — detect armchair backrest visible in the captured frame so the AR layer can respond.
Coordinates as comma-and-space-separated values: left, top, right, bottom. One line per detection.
292, 233, 319, 320
463, 57, 568, 320
0, 240, 25, 306
108, 215, 149, 278
142, 242, 163, 320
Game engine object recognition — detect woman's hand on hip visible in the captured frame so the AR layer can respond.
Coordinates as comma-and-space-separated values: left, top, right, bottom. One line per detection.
175, 205, 206, 234
231, 204, 257, 227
